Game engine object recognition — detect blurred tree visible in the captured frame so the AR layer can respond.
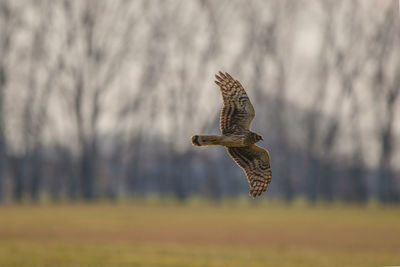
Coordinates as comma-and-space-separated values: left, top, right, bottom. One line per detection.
235, 0, 299, 201
15, 1, 57, 202
56, 0, 138, 199
0, 0, 398, 202
370, 2, 400, 202
0, 1, 22, 202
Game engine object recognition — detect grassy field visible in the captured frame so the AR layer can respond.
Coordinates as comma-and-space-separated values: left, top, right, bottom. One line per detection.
0, 201, 399, 266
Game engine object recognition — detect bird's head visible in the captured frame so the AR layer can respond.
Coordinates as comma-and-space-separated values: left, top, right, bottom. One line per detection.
251, 132, 264, 143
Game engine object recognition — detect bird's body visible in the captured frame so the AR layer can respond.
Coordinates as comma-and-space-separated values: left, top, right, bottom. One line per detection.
191, 131, 261, 147
191, 72, 272, 198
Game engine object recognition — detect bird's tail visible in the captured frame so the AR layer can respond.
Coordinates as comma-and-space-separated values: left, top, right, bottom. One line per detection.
191, 135, 221, 146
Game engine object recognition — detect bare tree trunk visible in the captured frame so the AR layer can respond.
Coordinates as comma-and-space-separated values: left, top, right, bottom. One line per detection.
0, 0, 15, 202
29, 148, 42, 202
10, 157, 25, 202
378, 100, 398, 202
81, 142, 96, 199
372, 3, 400, 202
0, 65, 5, 202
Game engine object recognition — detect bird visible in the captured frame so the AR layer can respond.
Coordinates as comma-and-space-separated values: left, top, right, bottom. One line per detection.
191, 71, 272, 198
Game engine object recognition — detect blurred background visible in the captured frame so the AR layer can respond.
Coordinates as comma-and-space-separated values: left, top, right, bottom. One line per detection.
0, 1, 400, 266
0, 0, 399, 203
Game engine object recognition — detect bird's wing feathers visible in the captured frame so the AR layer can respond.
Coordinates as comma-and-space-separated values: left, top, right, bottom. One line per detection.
213, 72, 271, 197
215, 72, 255, 134
227, 144, 272, 198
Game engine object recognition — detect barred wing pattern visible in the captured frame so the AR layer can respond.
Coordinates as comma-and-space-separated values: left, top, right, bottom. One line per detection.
227, 144, 272, 198
192, 71, 272, 198
215, 72, 255, 134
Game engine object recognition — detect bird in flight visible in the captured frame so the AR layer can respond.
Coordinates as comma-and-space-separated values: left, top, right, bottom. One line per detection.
191, 72, 272, 198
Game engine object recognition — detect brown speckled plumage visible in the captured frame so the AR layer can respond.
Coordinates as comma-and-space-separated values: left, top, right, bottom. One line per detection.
191, 72, 272, 198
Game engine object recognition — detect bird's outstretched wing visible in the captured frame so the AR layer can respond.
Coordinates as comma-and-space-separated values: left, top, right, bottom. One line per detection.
215, 72, 255, 134
227, 144, 272, 198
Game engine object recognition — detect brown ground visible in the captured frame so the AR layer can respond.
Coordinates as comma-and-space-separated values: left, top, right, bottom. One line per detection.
0, 203, 399, 253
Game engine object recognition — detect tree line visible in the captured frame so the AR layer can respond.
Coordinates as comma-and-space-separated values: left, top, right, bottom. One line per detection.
0, 0, 398, 202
